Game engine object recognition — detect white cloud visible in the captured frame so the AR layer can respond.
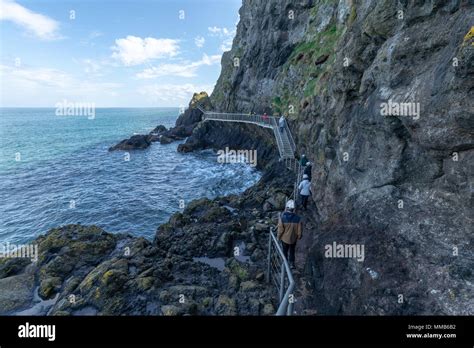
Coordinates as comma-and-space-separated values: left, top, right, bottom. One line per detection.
136, 54, 221, 79
139, 83, 214, 105
207, 26, 235, 52
208, 26, 232, 37
0, 0, 60, 40
0, 64, 121, 106
83, 59, 103, 75
111, 36, 179, 66
1, 64, 73, 88
220, 37, 234, 52
194, 35, 205, 48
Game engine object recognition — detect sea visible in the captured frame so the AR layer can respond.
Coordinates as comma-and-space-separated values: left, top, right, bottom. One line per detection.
0, 108, 260, 244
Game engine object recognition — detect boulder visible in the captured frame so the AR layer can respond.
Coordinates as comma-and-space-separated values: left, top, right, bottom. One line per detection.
215, 295, 237, 315
108, 134, 151, 151
151, 125, 167, 134
159, 136, 174, 144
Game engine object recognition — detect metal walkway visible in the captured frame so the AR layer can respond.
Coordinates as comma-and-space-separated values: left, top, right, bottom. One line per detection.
201, 109, 304, 201
198, 106, 306, 316
200, 110, 295, 160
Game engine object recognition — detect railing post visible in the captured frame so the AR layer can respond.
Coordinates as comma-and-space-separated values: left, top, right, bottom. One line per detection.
266, 230, 272, 283
279, 263, 285, 302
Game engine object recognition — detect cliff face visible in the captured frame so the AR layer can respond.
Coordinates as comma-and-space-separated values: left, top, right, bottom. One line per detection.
1, 0, 472, 317
208, 0, 474, 314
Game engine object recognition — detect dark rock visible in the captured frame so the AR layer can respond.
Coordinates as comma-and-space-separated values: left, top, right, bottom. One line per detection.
159, 136, 174, 144
109, 92, 211, 150
109, 134, 151, 151
314, 54, 329, 65
175, 91, 212, 127
148, 125, 168, 142
0, 171, 282, 315
151, 125, 167, 134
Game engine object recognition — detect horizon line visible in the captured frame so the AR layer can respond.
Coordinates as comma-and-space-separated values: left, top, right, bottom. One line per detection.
0, 106, 181, 109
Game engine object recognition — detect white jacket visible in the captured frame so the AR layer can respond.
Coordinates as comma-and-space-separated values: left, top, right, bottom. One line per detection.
298, 179, 311, 196
279, 116, 285, 127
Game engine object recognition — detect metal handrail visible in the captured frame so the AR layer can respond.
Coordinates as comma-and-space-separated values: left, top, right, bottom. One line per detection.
202, 112, 275, 129
266, 227, 295, 315
271, 117, 286, 158
284, 120, 296, 154
194, 107, 301, 315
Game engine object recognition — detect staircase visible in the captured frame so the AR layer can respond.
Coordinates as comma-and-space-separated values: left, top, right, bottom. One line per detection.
196, 105, 305, 316
198, 106, 296, 165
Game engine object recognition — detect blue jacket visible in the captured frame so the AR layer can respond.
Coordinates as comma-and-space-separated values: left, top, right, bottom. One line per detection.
277, 211, 302, 244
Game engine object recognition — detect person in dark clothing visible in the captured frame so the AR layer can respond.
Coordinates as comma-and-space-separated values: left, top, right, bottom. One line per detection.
299, 154, 308, 167
304, 161, 312, 181
277, 199, 302, 269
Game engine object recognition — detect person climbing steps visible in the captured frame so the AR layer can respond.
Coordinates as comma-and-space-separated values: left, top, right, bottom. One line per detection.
279, 114, 286, 133
277, 200, 302, 269
304, 161, 312, 181
298, 174, 312, 210
299, 154, 308, 167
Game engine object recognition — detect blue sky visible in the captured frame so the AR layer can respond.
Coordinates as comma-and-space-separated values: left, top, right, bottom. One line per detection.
0, 0, 241, 107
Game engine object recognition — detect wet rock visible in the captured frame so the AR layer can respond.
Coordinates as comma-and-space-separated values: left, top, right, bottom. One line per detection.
215, 295, 237, 315
255, 272, 265, 282
0, 264, 35, 314
0, 258, 31, 278
240, 280, 258, 291
39, 277, 62, 299
254, 222, 269, 232
108, 134, 151, 151
262, 303, 275, 315
151, 125, 167, 134
161, 305, 181, 316
159, 135, 174, 144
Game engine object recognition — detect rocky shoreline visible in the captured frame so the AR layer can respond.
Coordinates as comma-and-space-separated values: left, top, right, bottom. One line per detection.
109, 92, 213, 151
0, 94, 294, 315
0, 161, 294, 315
2, 0, 473, 316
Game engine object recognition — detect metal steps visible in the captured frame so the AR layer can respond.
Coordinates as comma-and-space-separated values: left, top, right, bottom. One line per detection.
197, 106, 306, 316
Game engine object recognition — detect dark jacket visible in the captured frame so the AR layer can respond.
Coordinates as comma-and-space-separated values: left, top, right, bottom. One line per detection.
304, 165, 312, 180
277, 211, 302, 245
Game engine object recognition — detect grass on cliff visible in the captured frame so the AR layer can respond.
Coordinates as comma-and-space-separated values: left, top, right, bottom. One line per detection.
285, 23, 341, 70
274, 23, 343, 115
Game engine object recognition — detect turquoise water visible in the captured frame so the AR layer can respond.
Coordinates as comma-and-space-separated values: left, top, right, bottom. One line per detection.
0, 108, 260, 244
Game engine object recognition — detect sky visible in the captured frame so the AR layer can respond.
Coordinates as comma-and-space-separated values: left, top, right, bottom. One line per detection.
0, 0, 241, 107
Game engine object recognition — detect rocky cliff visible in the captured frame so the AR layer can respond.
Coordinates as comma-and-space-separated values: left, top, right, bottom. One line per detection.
1, 0, 472, 316
200, 0, 473, 314
178, 0, 474, 314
